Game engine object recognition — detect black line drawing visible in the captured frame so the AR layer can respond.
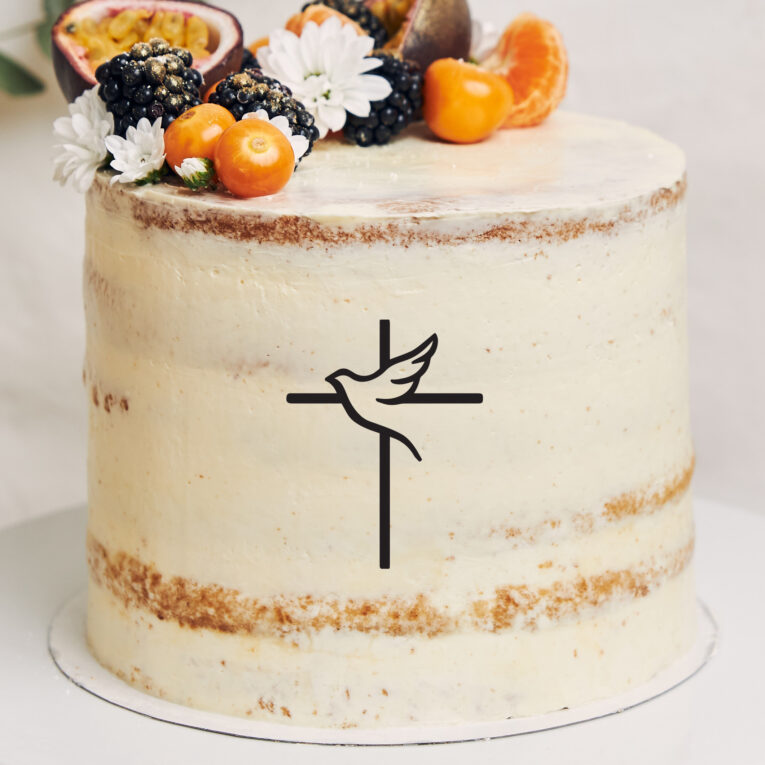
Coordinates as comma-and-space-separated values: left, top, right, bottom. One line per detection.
325, 332, 438, 461
286, 320, 483, 568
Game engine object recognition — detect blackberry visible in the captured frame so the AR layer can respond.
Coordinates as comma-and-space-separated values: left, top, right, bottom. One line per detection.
239, 47, 257, 72
207, 69, 319, 162
97, 38, 202, 136
130, 42, 152, 61
343, 53, 423, 147
170, 47, 193, 67
302, 0, 388, 48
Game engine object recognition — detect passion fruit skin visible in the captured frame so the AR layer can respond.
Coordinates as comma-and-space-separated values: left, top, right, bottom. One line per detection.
375, 0, 471, 73
52, 33, 93, 103
51, 0, 243, 102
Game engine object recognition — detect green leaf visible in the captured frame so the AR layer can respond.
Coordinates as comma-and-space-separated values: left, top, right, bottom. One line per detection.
37, 0, 78, 59
135, 165, 168, 186
0, 52, 44, 95
36, 20, 52, 59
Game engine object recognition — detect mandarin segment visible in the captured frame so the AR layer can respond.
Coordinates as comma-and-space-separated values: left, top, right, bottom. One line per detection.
482, 13, 568, 128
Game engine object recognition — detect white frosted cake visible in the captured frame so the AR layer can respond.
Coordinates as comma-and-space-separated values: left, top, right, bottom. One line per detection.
83, 111, 695, 727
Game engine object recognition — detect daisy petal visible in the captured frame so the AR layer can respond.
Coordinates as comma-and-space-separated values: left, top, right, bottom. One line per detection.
343, 93, 373, 117
360, 73, 393, 101
246, 18, 396, 148
290, 135, 310, 160
318, 102, 347, 132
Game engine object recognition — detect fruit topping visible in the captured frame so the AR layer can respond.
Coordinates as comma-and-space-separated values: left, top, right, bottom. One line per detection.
104, 115, 167, 184
164, 102, 235, 172
213, 119, 295, 197
207, 69, 319, 161
482, 13, 567, 128
302, 1, 388, 47
53, 86, 114, 192
423, 57, 513, 144
51, 0, 243, 102
286, 5, 366, 37
344, 52, 422, 146
247, 37, 270, 60
95, 39, 203, 135
256, 17, 392, 138
174, 157, 216, 190
51, 2, 572, 198
240, 47, 257, 71
366, 0, 471, 72
366, 0, 410, 36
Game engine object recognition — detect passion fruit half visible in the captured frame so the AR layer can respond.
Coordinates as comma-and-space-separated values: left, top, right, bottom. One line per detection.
52, 0, 243, 102
366, 0, 471, 72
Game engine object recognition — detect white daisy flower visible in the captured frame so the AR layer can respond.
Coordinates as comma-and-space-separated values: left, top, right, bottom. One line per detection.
470, 19, 501, 64
105, 117, 166, 185
258, 17, 392, 138
242, 109, 309, 161
174, 157, 216, 190
52, 85, 114, 193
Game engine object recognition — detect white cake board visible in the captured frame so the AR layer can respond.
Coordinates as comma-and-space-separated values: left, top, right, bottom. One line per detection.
48, 591, 716, 746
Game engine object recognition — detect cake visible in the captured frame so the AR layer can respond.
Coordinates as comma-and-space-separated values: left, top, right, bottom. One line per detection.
82, 112, 696, 728
47, 0, 696, 731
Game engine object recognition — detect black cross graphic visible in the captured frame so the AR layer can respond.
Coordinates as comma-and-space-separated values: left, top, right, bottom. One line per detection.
286, 320, 483, 569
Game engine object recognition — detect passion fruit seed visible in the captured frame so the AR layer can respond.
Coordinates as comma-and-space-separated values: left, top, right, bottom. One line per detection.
62, 11, 212, 71
52, 0, 244, 102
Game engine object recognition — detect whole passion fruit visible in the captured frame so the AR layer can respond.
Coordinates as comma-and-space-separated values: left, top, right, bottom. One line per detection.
52, 0, 243, 102
366, 0, 471, 72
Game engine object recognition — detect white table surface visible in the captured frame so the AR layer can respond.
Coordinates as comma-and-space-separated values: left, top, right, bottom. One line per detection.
1, 498, 763, 764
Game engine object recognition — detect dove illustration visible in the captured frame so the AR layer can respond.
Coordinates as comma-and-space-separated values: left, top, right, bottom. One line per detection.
325, 334, 439, 461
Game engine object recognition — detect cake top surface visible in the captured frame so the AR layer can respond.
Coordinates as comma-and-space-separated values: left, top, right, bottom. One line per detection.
109, 111, 685, 221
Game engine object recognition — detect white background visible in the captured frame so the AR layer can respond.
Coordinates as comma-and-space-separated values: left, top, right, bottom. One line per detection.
0, 0, 763, 530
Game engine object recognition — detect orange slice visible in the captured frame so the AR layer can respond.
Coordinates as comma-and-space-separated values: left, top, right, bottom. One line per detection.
285, 5, 366, 36
482, 13, 568, 128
